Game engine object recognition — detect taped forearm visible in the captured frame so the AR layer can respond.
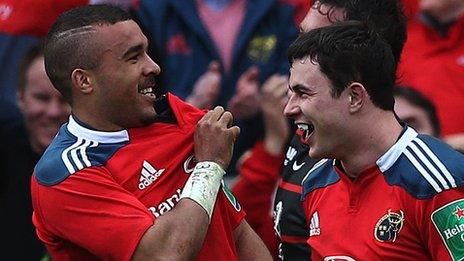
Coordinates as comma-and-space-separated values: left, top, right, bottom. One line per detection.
180, 161, 225, 219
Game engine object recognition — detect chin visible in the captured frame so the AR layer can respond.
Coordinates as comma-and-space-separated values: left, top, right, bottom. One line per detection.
308, 148, 322, 160
133, 112, 157, 127
308, 146, 332, 160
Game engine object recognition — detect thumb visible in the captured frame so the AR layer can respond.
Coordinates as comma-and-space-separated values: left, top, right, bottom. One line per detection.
244, 66, 259, 81
208, 61, 221, 73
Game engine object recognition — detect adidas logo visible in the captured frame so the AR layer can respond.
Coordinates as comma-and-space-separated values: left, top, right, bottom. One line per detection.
309, 211, 321, 236
138, 160, 165, 190
284, 147, 297, 166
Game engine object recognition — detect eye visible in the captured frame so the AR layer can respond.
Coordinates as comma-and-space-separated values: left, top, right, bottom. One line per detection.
294, 89, 310, 99
34, 93, 51, 103
128, 53, 142, 63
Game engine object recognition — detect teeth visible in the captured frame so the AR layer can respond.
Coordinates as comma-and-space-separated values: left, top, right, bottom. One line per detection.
297, 123, 309, 131
296, 123, 314, 141
139, 87, 153, 94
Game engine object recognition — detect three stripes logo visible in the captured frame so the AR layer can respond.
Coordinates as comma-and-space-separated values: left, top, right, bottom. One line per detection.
403, 138, 456, 193
309, 211, 321, 236
139, 160, 165, 190
61, 137, 98, 174
284, 146, 297, 166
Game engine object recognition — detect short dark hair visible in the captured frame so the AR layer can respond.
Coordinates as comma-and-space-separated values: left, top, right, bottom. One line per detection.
44, 4, 132, 104
18, 43, 44, 91
393, 85, 441, 137
310, 0, 407, 66
288, 21, 396, 110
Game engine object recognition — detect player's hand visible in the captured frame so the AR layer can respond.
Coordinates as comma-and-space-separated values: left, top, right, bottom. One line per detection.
227, 67, 260, 119
195, 106, 240, 169
261, 74, 290, 155
186, 61, 221, 109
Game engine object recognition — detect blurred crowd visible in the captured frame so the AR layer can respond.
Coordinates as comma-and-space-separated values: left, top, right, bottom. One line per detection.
0, 0, 463, 259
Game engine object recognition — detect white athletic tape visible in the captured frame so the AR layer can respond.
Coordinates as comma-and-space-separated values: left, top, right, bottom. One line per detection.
180, 161, 225, 219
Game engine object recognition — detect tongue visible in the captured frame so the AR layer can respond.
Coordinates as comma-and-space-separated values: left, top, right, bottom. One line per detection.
296, 128, 305, 138
296, 125, 314, 145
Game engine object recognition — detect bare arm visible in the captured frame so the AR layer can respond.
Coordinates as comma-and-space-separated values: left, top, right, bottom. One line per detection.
132, 199, 209, 260
234, 220, 273, 261
132, 107, 240, 261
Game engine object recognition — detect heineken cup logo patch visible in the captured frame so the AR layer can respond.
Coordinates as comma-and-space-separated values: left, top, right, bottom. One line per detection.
221, 181, 241, 212
431, 199, 464, 260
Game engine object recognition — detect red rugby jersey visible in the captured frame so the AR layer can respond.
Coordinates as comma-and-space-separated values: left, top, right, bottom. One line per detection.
31, 93, 244, 260
302, 127, 464, 260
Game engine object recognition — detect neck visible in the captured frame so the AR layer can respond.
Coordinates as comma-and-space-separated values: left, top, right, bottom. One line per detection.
72, 106, 123, 132
339, 110, 403, 178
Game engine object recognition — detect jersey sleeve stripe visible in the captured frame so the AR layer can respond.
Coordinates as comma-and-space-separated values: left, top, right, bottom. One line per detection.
79, 139, 93, 167
408, 142, 450, 190
279, 181, 302, 194
71, 137, 85, 170
413, 138, 456, 187
403, 148, 442, 193
61, 139, 83, 174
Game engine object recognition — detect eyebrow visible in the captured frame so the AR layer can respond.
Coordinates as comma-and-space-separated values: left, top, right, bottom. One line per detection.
289, 83, 310, 92
121, 43, 144, 60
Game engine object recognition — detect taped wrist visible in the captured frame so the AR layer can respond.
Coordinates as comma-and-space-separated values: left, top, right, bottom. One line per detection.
180, 161, 225, 219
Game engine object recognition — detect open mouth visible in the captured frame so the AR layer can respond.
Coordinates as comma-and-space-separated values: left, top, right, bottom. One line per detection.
296, 123, 314, 145
138, 85, 156, 98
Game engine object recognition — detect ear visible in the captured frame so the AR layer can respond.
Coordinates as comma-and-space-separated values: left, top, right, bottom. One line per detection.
347, 82, 367, 113
71, 69, 93, 95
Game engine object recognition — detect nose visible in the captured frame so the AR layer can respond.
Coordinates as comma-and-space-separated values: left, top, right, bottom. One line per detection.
144, 54, 161, 76
283, 92, 300, 119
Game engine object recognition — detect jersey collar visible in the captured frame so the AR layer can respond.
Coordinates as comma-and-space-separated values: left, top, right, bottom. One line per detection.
66, 115, 129, 144
376, 126, 418, 172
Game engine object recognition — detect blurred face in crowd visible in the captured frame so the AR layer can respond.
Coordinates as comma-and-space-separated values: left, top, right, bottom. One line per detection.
394, 96, 435, 136
285, 59, 351, 159
419, 0, 464, 22
84, 20, 161, 129
18, 56, 71, 154
299, 1, 344, 33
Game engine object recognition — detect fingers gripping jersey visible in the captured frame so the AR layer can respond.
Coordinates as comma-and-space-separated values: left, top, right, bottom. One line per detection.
301, 127, 464, 260
31, 93, 244, 260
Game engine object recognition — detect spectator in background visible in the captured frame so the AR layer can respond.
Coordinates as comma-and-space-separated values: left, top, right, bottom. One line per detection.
0, 0, 87, 121
398, 0, 464, 151
232, 0, 407, 259
393, 85, 440, 137
133, 0, 298, 174
232, 74, 290, 257
0, 44, 70, 260
0, 0, 133, 122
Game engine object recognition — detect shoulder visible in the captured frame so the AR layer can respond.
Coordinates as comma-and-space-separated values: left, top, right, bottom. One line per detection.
301, 159, 339, 197
381, 131, 464, 199
34, 124, 128, 186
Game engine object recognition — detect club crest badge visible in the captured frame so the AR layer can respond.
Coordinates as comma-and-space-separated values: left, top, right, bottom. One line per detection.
374, 209, 405, 242
247, 35, 277, 63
